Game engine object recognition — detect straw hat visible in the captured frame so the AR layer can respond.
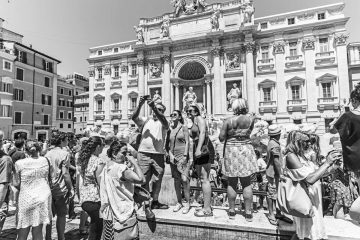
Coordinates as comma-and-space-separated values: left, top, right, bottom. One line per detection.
268, 125, 281, 136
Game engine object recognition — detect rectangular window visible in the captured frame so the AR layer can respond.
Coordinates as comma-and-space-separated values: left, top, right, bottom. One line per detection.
260, 22, 268, 29
261, 46, 269, 60
85, 116, 87, 121
14, 89, 24, 101
80, 117, 83, 122
45, 61, 53, 73
18, 51, 27, 64
60, 88, 64, 94
291, 85, 300, 100
43, 115, 49, 125
114, 66, 119, 78
263, 88, 271, 102
60, 123, 63, 128
318, 13, 325, 20
1, 83, 11, 93
68, 124, 72, 129
98, 50, 102, 56
322, 82, 332, 98
98, 68, 103, 79
114, 98, 119, 110
44, 77, 50, 87
131, 98, 137, 109
3, 61, 11, 71
68, 112, 72, 119
16, 68, 24, 81
59, 112, 64, 119
288, 18, 295, 25
289, 42, 298, 56
131, 64, 137, 76
319, 38, 329, 53
1, 105, 11, 117
69, 90, 72, 96
97, 100, 103, 111
14, 112, 22, 124
114, 48, 119, 53
41, 94, 46, 104
47, 96, 52, 106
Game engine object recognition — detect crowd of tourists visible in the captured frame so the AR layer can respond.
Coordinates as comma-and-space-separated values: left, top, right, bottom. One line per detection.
0, 84, 360, 240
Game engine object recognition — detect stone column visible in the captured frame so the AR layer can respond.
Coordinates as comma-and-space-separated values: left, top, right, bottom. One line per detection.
104, 64, 111, 129
273, 41, 286, 113
162, 50, 171, 115
303, 37, 317, 112
121, 64, 129, 121
88, 68, 95, 125
205, 79, 212, 114
211, 45, 222, 115
334, 33, 350, 102
245, 41, 256, 113
174, 83, 180, 110
137, 52, 145, 117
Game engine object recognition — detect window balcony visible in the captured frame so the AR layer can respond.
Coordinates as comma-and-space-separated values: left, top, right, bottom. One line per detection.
94, 110, 105, 120
317, 97, 339, 111
128, 79, 138, 87
111, 109, 122, 120
259, 101, 277, 113
285, 55, 304, 68
257, 58, 275, 72
96, 78, 105, 82
315, 51, 336, 65
94, 83, 105, 90
287, 99, 307, 112
349, 60, 360, 66
111, 80, 122, 89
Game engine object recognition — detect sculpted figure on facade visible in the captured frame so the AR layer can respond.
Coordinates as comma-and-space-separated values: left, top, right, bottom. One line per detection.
183, 87, 197, 111
226, 53, 241, 70
149, 63, 161, 78
134, 25, 144, 43
161, 19, 170, 38
184, 0, 207, 15
273, 41, 285, 54
334, 33, 349, 46
227, 83, 242, 108
104, 65, 111, 75
241, 0, 254, 24
88, 69, 95, 77
210, 9, 220, 31
172, 0, 186, 17
302, 38, 315, 50
152, 90, 162, 104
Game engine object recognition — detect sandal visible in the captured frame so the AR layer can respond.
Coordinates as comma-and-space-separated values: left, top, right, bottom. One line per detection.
228, 210, 236, 220
194, 208, 213, 217
275, 214, 293, 224
267, 215, 278, 226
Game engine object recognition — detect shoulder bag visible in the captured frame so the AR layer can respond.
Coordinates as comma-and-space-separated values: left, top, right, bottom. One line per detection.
277, 176, 313, 218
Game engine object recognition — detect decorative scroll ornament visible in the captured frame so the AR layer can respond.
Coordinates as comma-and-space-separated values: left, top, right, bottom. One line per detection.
149, 63, 162, 78
161, 19, 170, 39
104, 65, 111, 75
88, 70, 95, 77
134, 25, 144, 43
334, 33, 349, 46
244, 41, 256, 53
162, 54, 171, 63
226, 53, 241, 70
121, 64, 128, 73
302, 38, 315, 50
210, 9, 220, 31
273, 41, 285, 54
210, 47, 222, 56
136, 58, 145, 66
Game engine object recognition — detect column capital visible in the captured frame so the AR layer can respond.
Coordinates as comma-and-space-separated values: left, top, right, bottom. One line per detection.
273, 41, 285, 54
302, 37, 315, 50
334, 33, 349, 46
205, 79, 212, 84
136, 58, 146, 66
211, 47, 222, 56
161, 54, 171, 63
244, 41, 256, 53
173, 82, 180, 88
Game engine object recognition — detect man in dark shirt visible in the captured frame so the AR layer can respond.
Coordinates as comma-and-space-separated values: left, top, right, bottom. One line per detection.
0, 131, 14, 231
8, 138, 26, 163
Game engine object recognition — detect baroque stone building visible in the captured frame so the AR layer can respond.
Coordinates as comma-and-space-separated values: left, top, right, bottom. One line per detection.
87, 0, 350, 133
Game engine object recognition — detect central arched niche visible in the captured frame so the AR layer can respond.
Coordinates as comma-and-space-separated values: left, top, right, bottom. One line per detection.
178, 61, 206, 80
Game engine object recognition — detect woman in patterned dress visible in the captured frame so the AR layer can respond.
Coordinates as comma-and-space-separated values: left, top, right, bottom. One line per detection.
13, 140, 52, 240
219, 98, 258, 222
78, 136, 105, 240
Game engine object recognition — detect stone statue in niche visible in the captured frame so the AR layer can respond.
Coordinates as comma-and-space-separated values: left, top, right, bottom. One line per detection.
149, 63, 161, 78
134, 25, 144, 43
172, 0, 186, 17
226, 53, 241, 70
241, 0, 254, 24
161, 19, 170, 38
210, 9, 220, 31
183, 87, 197, 111
152, 90, 162, 104
227, 82, 242, 110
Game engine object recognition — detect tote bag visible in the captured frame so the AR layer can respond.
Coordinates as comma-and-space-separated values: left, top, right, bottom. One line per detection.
277, 176, 313, 218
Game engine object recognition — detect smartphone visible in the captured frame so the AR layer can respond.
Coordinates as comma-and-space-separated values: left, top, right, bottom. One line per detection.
143, 95, 151, 100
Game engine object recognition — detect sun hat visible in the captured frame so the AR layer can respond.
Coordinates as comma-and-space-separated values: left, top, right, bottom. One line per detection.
268, 125, 281, 136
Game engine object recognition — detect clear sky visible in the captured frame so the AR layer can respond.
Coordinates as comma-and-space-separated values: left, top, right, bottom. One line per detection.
0, 0, 359, 76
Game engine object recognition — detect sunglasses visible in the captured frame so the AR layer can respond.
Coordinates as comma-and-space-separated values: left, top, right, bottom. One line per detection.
170, 113, 179, 118
156, 108, 165, 113
187, 109, 196, 113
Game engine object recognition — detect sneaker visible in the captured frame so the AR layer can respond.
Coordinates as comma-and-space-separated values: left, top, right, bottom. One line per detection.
182, 204, 191, 214
173, 203, 183, 212
228, 210, 236, 220
151, 201, 169, 210
145, 207, 155, 219
245, 213, 253, 222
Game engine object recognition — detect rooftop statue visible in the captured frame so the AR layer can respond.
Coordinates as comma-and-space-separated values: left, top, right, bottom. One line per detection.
134, 25, 144, 43
161, 19, 170, 38
241, 0, 254, 24
172, 0, 186, 17
210, 9, 220, 31
172, 0, 207, 17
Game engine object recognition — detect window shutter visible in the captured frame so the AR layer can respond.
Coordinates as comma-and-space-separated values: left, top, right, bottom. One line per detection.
48, 96, 52, 105
42, 94, 45, 104
14, 49, 19, 60
23, 52, 27, 64
42, 59, 46, 70
49, 62, 53, 73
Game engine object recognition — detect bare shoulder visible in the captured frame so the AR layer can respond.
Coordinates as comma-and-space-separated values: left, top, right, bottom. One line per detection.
285, 153, 302, 169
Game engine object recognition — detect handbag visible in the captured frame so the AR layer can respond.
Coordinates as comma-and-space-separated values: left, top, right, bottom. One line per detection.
277, 176, 313, 218
106, 209, 139, 240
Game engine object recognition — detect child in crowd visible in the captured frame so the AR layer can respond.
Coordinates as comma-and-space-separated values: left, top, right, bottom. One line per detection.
256, 150, 267, 210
